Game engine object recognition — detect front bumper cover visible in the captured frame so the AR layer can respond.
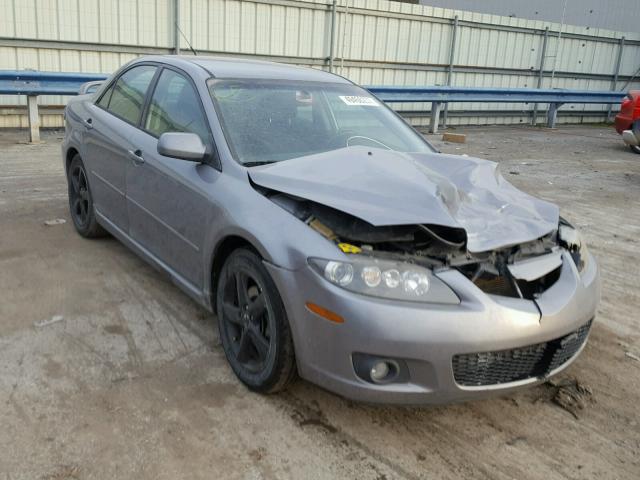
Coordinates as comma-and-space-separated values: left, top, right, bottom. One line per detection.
267, 250, 600, 405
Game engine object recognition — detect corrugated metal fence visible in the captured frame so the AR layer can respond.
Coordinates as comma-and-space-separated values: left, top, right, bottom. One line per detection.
1, 0, 639, 128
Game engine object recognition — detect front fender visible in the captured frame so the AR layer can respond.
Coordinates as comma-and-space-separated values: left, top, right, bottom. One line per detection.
200, 175, 348, 307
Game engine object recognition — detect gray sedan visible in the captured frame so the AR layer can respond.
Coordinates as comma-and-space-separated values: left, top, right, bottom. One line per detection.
62, 56, 600, 404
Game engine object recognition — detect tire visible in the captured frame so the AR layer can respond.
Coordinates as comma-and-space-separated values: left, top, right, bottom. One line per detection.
67, 154, 107, 238
630, 145, 640, 154
216, 248, 296, 393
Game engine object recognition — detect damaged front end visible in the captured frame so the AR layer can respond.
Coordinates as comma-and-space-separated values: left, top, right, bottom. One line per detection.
267, 190, 586, 303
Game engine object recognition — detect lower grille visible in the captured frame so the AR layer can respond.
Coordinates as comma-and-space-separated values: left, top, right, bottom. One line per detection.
452, 320, 593, 387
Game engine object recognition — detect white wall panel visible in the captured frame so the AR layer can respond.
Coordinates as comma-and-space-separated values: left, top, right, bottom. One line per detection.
1, 0, 638, 129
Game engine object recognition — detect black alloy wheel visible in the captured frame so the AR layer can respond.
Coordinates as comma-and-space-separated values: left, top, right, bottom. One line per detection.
69, 161, 90, 227
216, 249, 296, 392
67, 155, 106, 238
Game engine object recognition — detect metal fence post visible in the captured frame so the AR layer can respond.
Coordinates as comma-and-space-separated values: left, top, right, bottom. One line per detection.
442, 15, 458, 129
174, 0, 181, 55
546, 102, 563, 128
329, 0, 337, 72
27, 95, 40, 143
429, 102, 443, 134
532, 27, 549, 125
607, 36, 625, 121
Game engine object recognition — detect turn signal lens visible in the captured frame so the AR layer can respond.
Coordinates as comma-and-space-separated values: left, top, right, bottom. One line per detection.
361, 266, 382, 287
305, 302, 344, 324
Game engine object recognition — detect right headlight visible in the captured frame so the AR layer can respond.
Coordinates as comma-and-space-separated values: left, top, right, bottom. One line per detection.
308, 257, 460, 304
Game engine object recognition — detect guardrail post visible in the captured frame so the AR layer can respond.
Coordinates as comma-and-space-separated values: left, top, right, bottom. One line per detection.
430, 102, 443, 134
27, 95, 40, 143
607, 36, 625, 121
546, 102, 562, 128
532, 27, 549, 125
442, 15, 458, 129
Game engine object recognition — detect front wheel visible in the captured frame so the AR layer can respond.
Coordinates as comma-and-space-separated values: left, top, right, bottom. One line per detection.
630, 144, 640, 154
216, 248, 296, 393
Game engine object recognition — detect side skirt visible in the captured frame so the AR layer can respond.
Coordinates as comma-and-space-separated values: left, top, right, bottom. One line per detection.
95, 210, 211, 312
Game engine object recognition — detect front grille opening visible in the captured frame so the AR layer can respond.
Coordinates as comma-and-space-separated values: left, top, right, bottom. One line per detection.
452, 320, 593, 387
459, 263, 562, 300
473, 272, 518, 297
516, 266, 562, 299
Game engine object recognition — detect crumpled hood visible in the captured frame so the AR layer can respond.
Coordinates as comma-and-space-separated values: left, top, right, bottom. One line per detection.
248, 146, 559, 252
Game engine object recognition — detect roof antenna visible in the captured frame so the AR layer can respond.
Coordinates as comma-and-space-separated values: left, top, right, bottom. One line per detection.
175, 23, 198, 56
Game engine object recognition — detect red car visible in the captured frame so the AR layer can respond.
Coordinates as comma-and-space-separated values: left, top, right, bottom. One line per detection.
615, 90, 640, 154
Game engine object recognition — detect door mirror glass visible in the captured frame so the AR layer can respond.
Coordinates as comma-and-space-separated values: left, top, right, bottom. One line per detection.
157, 132, 206, 161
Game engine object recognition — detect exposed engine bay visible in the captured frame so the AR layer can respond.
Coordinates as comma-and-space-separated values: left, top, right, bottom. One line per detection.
266, 190, 583, 301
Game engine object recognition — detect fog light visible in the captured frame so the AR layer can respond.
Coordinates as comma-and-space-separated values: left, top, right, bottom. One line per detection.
352, 353, 408, 385
370, 361, 389, 382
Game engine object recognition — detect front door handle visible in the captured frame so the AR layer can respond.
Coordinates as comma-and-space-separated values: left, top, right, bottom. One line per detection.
127, 149, 145, 165
83, 118, 93, 129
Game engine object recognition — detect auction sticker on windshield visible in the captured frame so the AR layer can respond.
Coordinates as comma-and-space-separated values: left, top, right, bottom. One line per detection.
339, 95, 380, 106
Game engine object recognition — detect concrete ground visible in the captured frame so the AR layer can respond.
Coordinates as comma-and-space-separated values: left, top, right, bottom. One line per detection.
0, 125, 638, 480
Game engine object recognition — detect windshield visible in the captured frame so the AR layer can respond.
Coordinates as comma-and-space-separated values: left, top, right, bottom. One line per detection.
208, 79, 435, 165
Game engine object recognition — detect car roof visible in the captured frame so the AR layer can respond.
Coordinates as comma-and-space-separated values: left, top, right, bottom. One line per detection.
144, 55, 352, 84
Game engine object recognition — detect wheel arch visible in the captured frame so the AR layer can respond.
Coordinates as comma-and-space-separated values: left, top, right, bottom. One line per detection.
65, 147, 80, 174
209, 234, 262, 311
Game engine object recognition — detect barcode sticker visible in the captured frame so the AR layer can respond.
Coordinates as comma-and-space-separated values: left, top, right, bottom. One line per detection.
339, 95, 380, 107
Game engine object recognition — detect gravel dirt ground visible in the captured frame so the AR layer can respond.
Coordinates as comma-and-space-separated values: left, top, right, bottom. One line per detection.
0, 125, 638, 480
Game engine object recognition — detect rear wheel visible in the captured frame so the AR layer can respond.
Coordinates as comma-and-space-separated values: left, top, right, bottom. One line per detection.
67, 155, 107, 238
630, 145, 640, 154
216, 248, 296, 393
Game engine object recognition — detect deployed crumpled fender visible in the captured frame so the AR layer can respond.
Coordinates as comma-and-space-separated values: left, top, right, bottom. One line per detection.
248, 146, 559, 253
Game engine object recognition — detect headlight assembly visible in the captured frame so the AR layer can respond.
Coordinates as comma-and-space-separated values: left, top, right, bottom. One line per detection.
308, 257, 460, 304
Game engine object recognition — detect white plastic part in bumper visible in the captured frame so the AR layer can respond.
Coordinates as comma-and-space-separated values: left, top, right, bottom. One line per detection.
622, 129, 639, 146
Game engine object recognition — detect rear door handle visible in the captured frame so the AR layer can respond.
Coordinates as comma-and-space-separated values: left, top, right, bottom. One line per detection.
83, 118, 93, 129
127, 149, 145, 165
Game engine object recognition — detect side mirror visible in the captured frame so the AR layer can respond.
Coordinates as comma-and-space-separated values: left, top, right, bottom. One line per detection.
157, 132, 206, 162
79, 81, 104, 95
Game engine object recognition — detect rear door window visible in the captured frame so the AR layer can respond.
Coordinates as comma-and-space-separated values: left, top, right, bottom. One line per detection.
106, 65, 157, 125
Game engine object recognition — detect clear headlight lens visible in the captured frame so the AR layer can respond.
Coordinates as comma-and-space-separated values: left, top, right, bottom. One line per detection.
309, 257, 459, 304
324, 261, 354, 286
402, 270, 430, 295
382, 269, 401, 288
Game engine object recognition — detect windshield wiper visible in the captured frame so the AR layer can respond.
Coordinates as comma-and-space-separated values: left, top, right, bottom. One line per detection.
243, 160, 278, 167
